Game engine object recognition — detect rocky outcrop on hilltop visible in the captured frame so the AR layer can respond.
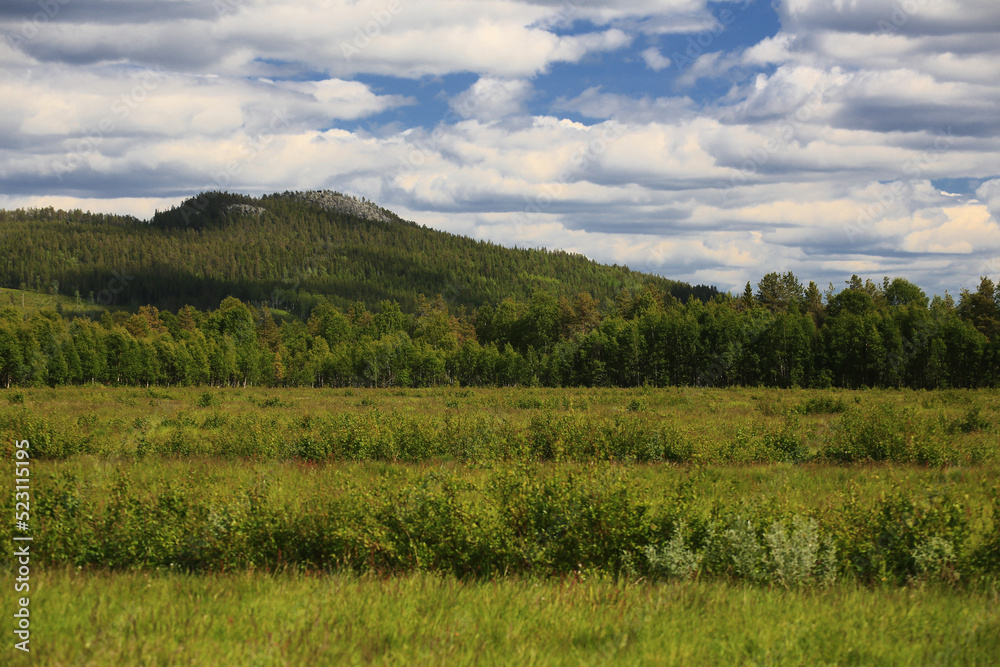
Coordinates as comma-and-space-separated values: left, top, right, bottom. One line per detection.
226, 204, 267, 216
290, 190, 397, 224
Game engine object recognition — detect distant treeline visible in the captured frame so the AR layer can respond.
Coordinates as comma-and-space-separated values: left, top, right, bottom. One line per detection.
1, 272, 998, 389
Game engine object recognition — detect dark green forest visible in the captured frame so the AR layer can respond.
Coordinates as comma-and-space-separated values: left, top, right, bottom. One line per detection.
1, 191, 999, 389
0, 190, 712, 314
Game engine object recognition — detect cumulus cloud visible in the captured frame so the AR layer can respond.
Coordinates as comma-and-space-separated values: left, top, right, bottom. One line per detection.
640, 47, 671, 71
1, 0, 1000, 297
779, 0, 1000, 37
449, 77, 534, 121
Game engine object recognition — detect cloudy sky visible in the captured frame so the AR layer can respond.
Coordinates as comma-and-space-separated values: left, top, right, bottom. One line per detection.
3, 0, 1000, 297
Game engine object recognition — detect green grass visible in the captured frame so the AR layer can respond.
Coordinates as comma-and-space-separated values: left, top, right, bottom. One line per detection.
2, 386, 997, 464
3, 386, 999, 663
8, 570, 998, 666
0, 286, 110, 319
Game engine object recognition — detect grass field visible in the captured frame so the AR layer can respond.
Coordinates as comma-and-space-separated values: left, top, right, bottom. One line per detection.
3, 385, 998, 464
2, 386, 999, 664
8, 570, 999, 666
0, 285, 108, 319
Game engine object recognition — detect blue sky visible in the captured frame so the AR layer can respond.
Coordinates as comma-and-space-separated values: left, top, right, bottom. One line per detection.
3, 0, 1000, 297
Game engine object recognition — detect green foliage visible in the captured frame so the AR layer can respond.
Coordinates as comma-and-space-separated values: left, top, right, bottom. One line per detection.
259, 396, 286, 408
4, 386, 996, 465
821, 405, 918, 463
12, 461, 996, 588
644, 522, 702, 579
0, 193, 703, 315
945, 405, 992, 434
3, 196, 999, 392
195, 391, 217, 408
625, 397, 647, 412
831, 489, 972, 585
765, 516, 837, 587
795, 395, 848, 414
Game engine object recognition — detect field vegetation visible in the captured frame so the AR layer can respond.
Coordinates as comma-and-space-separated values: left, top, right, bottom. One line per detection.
11, 570, 999, 666
5, 195, 1000, 663
2, 386, 999, 664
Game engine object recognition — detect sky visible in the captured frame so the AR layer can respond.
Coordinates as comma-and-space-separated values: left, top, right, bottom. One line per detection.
3, 0, 1000, 298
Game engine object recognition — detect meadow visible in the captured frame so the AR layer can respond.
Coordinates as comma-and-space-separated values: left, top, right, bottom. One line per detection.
2, 386, 999, 664
11, 570, 999, 666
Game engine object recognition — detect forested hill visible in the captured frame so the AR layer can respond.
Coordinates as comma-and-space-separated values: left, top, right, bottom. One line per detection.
0, 190, 716, 315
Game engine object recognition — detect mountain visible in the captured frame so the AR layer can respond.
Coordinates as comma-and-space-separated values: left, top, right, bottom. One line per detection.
0, 190, 717, 316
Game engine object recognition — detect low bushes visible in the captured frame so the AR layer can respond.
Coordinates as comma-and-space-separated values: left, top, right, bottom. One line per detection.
820, 404, 993, 465
1, 391, 994, 465
8, 464, 999, 586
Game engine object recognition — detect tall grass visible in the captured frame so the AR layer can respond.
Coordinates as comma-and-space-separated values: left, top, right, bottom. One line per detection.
10, 570, 999, 666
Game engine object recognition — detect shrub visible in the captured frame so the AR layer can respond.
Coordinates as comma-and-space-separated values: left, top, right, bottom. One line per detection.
764, 417, 808, 461
0, 407, 73, 458
912, 536, 958, 582
645, 523, 701, 579
795, 396, 848, 414
196, 391, 217, 408
625, 398, 646, 413
513, 396, 543, 410
704, 518, 767, 582
821, 405, 910, 462
945, 406, 992, 434
765, 516, 831, 587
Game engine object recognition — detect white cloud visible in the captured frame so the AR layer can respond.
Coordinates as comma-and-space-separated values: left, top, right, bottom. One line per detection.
901, 204, 1000, 254
450, 78, 534, 121
640, 47, 671, 71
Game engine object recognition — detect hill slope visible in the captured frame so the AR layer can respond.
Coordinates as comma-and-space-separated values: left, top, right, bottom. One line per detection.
0, 190, 717, 315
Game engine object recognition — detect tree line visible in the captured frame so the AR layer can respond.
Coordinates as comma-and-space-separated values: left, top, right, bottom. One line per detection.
1, 272, 998, 389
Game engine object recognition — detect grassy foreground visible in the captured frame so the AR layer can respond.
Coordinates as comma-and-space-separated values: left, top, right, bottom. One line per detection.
3, 386, 999, 663
6, 570, 997, 666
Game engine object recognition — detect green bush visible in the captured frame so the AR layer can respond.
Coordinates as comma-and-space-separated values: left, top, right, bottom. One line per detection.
795, 396, 848, 415
945, 406, 992, 434
196, 391, 218, 408
644, 523, 701, 579
625, 398, 647, 413
821, 405, 912, 463
7, 463, 992, 587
